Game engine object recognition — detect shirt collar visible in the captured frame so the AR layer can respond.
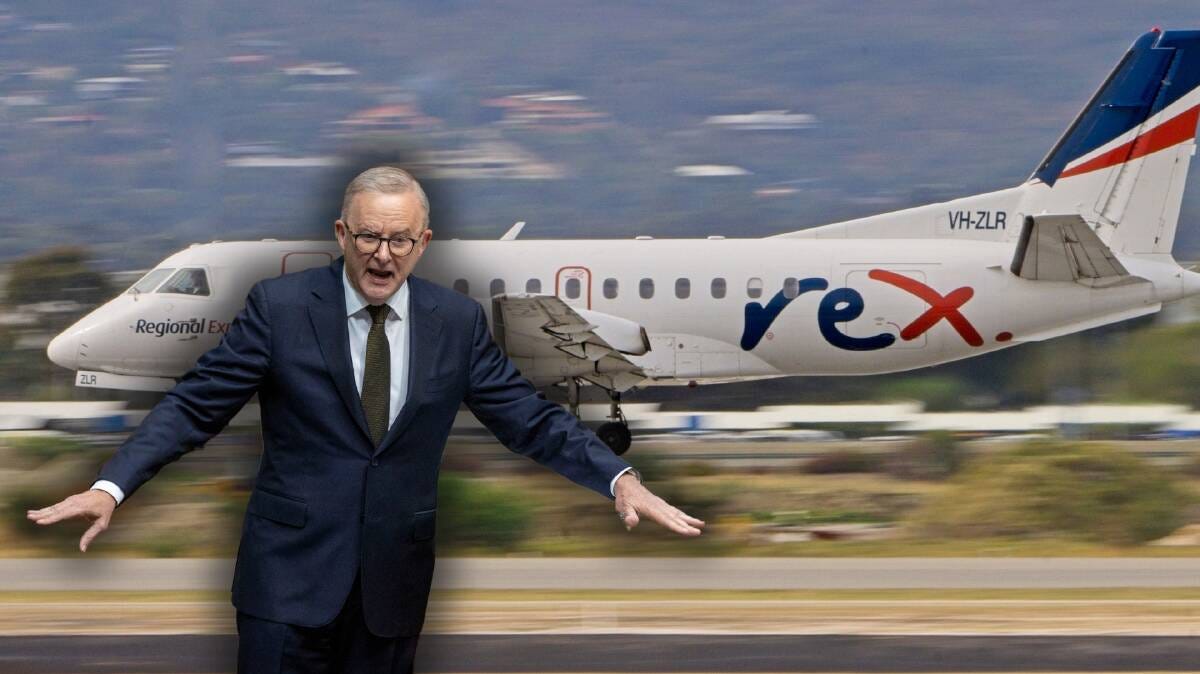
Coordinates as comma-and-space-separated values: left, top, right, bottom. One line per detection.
342, 263, 409, 320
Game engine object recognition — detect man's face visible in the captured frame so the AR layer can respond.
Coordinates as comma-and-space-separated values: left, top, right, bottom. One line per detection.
335, 190, 432, 304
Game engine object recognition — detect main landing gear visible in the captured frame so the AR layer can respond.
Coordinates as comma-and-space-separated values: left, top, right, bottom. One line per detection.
565, 378, 632, 456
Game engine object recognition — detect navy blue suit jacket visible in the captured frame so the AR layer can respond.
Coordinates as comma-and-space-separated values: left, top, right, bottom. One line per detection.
97, 256, 632, 637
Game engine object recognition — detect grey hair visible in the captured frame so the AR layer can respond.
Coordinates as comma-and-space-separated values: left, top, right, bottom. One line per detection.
339, 166, 430, 229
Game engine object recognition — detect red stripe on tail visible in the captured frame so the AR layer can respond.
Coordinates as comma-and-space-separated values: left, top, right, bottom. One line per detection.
1059, 104, 1200, 180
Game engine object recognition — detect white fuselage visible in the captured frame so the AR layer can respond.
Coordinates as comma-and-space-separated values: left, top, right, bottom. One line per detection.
46, 235, 1200, 391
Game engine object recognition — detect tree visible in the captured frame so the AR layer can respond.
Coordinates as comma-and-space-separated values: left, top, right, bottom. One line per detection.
5, 246, 113, 308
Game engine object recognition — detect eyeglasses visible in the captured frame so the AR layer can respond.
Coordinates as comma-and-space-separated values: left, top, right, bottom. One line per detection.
346, 227, 423, 257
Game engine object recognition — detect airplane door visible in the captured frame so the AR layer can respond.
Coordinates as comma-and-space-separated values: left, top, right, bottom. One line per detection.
840, 265, 934, 349
555, 266, 591, 310
281, 251, 333, 275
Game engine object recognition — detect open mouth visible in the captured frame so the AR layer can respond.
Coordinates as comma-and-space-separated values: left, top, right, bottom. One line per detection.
366, 268, 393, 280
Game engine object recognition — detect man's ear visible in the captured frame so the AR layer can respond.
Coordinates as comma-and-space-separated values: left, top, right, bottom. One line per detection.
334, 219, 347, 246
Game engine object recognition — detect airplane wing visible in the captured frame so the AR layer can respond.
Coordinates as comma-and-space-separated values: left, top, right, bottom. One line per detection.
1010, 214, 1148, 287
491, 294, 648, 392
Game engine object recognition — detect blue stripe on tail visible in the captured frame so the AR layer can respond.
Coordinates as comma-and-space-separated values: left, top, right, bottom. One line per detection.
1033, 29, 1200, 186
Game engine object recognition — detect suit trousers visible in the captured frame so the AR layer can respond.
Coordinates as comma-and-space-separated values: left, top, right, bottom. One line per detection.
236, 569, 420, 673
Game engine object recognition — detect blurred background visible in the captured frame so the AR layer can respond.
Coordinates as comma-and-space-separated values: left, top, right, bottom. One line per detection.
1, 2, 1200, 672
2, 0, 1200, 557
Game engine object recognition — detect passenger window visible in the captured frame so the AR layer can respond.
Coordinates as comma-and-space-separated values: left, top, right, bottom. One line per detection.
783, 277, 799, 299
711, 277, 726, 299
675, 278, 690, 299
526, 278, 541, 293
453, 279, 469, 295
128, 268, 174, 294
603, 278, 618, 299
156, 268, 210, 296
747, 277, 763, 299
639, 278, 654, 299
564, 277, 581, 299
490, 279, 505, 296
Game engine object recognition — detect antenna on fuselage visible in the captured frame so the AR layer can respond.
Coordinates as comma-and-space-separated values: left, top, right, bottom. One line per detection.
500, 221, 526, 241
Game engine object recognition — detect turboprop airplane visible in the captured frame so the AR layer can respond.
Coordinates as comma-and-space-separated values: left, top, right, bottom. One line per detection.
46, 28, 1200, 454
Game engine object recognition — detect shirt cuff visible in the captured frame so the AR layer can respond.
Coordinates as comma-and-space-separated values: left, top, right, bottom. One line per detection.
90, 480, 125, 506
609, 467, 634, 498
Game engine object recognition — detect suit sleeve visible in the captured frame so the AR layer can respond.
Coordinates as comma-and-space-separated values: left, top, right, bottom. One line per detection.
463, 301, 631, 500
95, 280, 273, 504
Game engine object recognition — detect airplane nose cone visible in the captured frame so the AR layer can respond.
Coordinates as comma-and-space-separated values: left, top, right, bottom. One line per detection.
46, 331, 80, 371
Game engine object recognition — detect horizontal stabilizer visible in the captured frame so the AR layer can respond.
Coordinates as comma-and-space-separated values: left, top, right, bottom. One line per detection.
1010, 214, 1146, 287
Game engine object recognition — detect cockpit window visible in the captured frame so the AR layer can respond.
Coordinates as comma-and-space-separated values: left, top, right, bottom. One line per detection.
127, 268, 175, 294
156, 268, 210, 296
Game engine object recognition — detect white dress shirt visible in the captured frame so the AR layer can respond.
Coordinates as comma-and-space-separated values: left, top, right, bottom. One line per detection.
92, 269, 628, 504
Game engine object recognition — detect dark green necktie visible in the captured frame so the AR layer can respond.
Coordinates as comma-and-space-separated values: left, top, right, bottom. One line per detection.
361, 304, 390, 446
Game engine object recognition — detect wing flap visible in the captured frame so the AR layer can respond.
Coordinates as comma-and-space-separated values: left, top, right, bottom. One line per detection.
492, 294, 648, 392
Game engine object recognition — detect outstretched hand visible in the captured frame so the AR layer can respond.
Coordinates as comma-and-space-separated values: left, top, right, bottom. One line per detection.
613, 472, 705, 536
26, 489, 117, 553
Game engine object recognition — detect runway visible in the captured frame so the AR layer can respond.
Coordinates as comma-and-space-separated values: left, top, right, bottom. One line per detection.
5, 595, 1199, 636
3, 559, 1194, 672
4, 557, 1198, 591
1, 634, 1198, 672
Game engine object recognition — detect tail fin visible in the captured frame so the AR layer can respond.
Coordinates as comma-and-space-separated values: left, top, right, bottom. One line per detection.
1028, 29, 1200, 255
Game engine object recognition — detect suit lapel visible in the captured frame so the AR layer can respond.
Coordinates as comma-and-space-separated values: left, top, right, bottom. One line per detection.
375, 274, 442, 457
309, 257, 373, 446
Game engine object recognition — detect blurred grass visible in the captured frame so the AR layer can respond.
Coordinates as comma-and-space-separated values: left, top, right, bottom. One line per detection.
3, 435, 1199, 557
908, 442, 1193, 545
437, 535, 1200, 557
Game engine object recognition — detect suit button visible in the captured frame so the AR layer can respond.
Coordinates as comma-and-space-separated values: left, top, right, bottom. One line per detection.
370, 459, 379, 466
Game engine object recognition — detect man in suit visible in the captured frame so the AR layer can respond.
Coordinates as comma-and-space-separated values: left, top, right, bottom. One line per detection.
27, 166, 705, 673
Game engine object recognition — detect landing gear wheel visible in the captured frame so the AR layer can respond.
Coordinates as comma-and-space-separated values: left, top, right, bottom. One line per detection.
597, 421, 632, 456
